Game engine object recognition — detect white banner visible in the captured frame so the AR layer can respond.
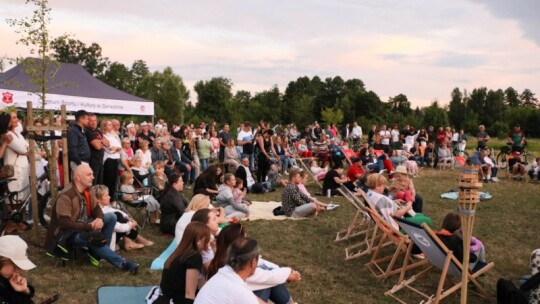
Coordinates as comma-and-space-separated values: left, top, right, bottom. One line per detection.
1, 89, 154, 116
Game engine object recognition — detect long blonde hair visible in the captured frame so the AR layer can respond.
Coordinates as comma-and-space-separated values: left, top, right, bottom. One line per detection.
186, 194, 211, 212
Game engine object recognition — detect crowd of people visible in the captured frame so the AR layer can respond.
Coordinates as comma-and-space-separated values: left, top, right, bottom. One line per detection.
0, 106, 539, 303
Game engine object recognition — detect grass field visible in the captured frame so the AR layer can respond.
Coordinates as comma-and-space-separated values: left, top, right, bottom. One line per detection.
21, 139, 540, 304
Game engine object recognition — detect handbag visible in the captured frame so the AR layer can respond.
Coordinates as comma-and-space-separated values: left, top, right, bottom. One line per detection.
0, 165, 14, 179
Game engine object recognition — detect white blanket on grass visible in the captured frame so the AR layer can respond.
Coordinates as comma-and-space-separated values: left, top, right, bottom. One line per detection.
247, 201, 310, 221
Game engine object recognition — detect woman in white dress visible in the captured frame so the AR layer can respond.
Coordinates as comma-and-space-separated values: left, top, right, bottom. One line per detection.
102, 120, 122, 198
4, 111, 29, 197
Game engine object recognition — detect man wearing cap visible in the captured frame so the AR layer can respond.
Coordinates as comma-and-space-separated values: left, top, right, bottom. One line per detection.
45, 163, 139, 274
0, 235, 36, 303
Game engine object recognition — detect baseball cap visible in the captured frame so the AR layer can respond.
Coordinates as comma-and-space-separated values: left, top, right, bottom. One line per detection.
0, 235, 36, 270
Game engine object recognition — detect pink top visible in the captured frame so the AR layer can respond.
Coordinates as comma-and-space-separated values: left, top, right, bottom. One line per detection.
210, 137, 220, 150
232, 188, 245, 204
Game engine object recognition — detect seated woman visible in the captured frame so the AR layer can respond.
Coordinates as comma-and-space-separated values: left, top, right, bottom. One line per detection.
190, 209, 221, 274
119, 171, 161, 224
437, 143, 455, 169
216, 173, 249, 219
281, 170, 325, 218
436, 212, 486, 271
195, 238, 263, 304
309, 159, 328, 180
297, 171, 328, 209
482, 148, 499, 182
297, 138, 313, 158
135, 140, 153, 169
322, 165, 351, 196
223, 139, 241, 170
160, 174, 189, 235
388, 166, 415, 205
365, 174, 432, 231
0, 235, 36, 304
207, 224, 301, 304
530, 248, 540, 303
193, 165, 222, 199
92, 184, 154, 251
155, 222, 211, 304
130, 153, 152, 186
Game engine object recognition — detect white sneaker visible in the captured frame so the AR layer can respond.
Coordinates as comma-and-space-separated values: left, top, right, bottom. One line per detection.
379, 169, 387, 175
491, 177, 499, 182
326, 203, 339, 210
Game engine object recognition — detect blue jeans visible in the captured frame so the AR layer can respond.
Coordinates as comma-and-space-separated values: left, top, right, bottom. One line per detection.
178, 162, 195, 184
72, 213, 124, 267
367, 159, 384, 172
253, 264, 291, 304
200, 158, 209, 171
248, 181, 272, 193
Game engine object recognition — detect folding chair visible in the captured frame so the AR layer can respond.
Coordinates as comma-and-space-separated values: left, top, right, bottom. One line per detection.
337, 186, 388, 261
114, 176, 153, 230
385, 218, 494, 304
342, 149, 355, 167
363, 205, 429, 282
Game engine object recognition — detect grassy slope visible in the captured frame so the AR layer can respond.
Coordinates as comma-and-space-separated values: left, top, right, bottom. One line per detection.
23, 139, 540, 304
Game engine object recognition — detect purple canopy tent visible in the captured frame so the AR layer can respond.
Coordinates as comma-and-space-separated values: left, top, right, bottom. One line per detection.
0, 58, 154, 116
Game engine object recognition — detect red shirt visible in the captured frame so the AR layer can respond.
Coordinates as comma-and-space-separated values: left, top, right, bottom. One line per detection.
436, 131, 447, 144
347, 165, 364, 182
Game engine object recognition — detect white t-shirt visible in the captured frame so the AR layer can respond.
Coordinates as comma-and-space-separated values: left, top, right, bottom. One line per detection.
237, 130, 253, 154
452, 132, 459, 142
380, 130, 390, 145
391, 129, 400, 143
194, 265, 259, 304
352, 126, 362, 138
241, 165, 256, 187
173, 211, 195, 245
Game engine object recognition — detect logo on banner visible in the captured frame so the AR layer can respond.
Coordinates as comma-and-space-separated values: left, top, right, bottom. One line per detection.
140, 105, 145, 112
2, 92, 13, 104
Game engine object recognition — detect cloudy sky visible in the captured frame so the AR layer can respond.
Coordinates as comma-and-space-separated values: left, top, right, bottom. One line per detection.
1, 0, 540, 107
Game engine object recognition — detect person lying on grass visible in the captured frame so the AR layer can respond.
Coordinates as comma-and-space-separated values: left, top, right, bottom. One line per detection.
365, 173, 432, 231
282, 169, 326, 218
207, 224, 301, 304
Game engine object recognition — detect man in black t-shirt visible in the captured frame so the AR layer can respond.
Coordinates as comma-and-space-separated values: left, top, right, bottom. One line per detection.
85, 113, 107, 185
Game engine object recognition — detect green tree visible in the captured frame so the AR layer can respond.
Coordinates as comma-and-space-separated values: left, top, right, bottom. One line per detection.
422, 100, 448, 128
520, 89, 538, 108
249, 86, 282, 124
100, 61, 131, 92
194, 77, 233, 122
504, 87, 521, 107
136, 67, 189, 124
50, 36, 109, 77
321, 107, 344, 125
448, 87, 465, 129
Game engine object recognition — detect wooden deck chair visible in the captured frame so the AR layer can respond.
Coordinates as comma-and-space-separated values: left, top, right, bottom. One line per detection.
342, 149, 355, 166
289, 139, 322, 188
363, 206, 429, 282
337, 186, 389, 261
385, 218, 494, 304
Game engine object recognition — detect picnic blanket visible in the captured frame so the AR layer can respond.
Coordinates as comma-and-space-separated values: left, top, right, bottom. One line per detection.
440, 191, 493, 201
248, 201, 313, 221
96, 285, 154, 304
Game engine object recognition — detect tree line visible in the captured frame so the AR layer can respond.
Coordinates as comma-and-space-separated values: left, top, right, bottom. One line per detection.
49, 38, 540, 138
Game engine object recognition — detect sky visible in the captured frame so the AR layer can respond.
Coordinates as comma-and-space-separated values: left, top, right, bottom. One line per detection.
1, 0, 540, 107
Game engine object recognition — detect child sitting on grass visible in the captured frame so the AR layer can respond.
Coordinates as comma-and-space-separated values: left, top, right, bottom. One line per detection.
267, 164, 288, 187
232, 178, 252, 208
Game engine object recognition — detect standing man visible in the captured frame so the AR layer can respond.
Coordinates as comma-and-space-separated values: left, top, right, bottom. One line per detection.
85, 113, 107, 185
507, 124, 526, 153
379, 125, 391, 151
68, 110, 91, 176
351, 122, 362, 151
390, 124, 401, 150
476, 125, 490, 151
218, 123, 231, 163
237, 122, 254, 171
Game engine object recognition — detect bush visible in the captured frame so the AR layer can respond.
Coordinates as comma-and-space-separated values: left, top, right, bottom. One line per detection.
491, 121, 509, 139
